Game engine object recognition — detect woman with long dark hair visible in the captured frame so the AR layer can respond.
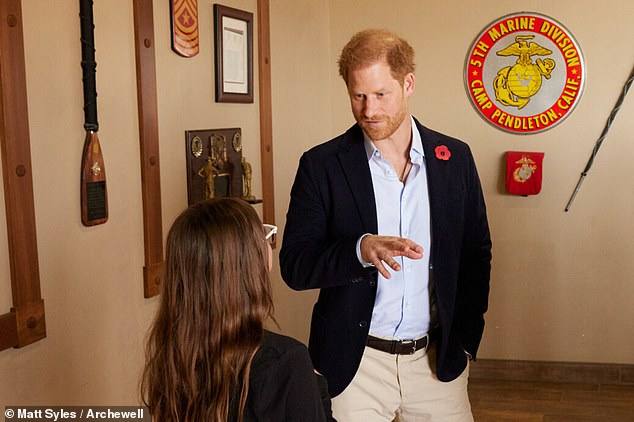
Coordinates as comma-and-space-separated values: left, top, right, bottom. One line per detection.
141, 198, 330, 421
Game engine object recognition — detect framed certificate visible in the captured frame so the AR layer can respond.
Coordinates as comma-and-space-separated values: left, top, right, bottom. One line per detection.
213, 4, 253, 103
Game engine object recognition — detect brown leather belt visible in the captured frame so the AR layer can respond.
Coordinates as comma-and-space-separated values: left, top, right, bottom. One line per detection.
366, 331, 437, 355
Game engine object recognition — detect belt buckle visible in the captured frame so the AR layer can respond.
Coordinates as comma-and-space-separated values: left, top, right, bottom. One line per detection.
401, 339, 417, 355
404, 333, 429, 355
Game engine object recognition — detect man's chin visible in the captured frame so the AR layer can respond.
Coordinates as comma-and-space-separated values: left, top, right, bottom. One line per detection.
360, 124, 388, 141
363, 129, 391, 142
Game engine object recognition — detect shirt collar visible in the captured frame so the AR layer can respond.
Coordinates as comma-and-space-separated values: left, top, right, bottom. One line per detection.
363, 116, 425, 161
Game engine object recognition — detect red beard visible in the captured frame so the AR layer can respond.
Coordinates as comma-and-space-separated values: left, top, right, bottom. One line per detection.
357, 107, 407, 142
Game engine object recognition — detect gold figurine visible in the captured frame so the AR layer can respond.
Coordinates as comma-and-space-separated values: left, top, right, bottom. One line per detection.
198, 156, 220, 199
241, 156, 255, 201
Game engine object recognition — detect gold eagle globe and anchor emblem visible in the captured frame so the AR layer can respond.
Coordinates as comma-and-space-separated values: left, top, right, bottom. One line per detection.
513, 155, 538, 183
493, 35, 556, 110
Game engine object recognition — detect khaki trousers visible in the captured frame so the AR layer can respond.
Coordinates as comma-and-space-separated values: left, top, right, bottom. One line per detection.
331, 344, 473, 422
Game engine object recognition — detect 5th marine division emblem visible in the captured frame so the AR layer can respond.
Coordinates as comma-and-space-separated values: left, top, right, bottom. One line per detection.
465, 13, 585, 134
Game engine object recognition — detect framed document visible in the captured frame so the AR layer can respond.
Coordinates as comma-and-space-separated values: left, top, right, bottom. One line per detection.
213, 4, 253, 103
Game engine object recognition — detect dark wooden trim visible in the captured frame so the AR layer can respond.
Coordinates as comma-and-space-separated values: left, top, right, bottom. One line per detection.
0, 312, 17, 351
133, 0, 164, 298
0, 0, 46, 350
257, 0, 275, 228
471, 358, 634, 385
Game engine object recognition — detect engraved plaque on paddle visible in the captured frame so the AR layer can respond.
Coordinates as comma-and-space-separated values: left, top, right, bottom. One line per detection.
81, 131, 108, 226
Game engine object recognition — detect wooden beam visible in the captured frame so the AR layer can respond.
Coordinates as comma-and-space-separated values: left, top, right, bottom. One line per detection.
0, 0, 46, 350
133, 0, 164, 298
257, 0, 275, 227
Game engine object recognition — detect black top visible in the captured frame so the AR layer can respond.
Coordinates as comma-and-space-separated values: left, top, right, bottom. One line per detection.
229, 330, 334, 421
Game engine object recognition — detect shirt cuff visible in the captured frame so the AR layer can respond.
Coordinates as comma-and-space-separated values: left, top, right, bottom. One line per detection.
356, 233, 374, 268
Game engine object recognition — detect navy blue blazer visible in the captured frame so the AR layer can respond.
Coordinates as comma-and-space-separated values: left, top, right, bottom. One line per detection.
280, 118, 492, 397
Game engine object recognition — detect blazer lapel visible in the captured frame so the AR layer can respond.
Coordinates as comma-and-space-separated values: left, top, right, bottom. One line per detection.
334, 120, 453, 239
417, 120, 449, 250
337, 126, 378, 234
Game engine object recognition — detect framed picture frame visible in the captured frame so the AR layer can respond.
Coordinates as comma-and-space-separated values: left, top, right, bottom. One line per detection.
213, 4, 253, 103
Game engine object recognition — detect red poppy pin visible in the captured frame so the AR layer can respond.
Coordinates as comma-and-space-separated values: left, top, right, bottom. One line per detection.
435, 145, 451, 161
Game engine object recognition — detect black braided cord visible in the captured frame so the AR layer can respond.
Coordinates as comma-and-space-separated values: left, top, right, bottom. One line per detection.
565, 64, 634, 211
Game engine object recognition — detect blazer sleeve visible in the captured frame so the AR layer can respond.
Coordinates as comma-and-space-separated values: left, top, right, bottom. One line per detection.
280, 151, 372, 291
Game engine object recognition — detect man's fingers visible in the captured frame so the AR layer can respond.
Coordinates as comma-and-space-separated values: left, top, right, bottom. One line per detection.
373, 254, 401, 279
396, 239, 424, 257
388, 245, 423, 260
383, 256, 401, 272
399, 246, 423, 259
374, 260, 392, 279
360, 235, 424, 275
409, 242, 424, 255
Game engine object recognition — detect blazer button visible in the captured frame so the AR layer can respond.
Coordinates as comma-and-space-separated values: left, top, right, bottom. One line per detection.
358, 320, 368, 328
368, 280, 376, 287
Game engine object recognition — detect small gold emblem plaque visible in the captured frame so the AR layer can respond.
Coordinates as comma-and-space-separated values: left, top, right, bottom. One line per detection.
90, 162, 101, 176
232, 131, 242, 152
191, 135, 203, 157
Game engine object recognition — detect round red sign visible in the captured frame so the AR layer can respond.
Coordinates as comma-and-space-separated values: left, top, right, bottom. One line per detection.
465, 12, 585, 134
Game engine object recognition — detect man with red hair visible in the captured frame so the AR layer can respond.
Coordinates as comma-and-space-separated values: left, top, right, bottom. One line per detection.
281, 29, 491, 421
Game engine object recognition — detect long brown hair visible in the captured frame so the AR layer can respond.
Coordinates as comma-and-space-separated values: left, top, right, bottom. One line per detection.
141, 198, 274, 421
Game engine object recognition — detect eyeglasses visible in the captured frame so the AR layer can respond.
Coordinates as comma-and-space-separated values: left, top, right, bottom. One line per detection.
263, 224, 278, 245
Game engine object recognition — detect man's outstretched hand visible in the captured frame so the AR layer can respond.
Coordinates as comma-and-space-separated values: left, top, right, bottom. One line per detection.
360, 235, 424, 279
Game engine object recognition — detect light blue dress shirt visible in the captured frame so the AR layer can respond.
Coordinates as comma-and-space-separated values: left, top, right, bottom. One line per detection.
356, 116, 432, 340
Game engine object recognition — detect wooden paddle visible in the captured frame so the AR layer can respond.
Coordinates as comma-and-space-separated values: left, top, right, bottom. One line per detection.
79, 0, 108, 226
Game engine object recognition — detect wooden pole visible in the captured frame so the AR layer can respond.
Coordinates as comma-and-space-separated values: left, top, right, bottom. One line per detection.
0, 0, 46, 350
